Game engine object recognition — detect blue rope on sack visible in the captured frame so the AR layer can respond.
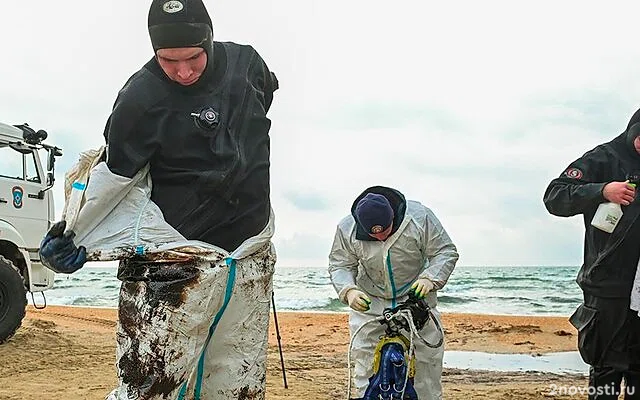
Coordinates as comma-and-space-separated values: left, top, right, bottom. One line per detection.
177, 258, 237, 400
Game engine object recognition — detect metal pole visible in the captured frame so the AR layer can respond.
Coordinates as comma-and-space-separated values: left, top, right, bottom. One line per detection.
271, 291, 288, 389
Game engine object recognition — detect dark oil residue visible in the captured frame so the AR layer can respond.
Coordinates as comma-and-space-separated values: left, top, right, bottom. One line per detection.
117, 258, 202, 398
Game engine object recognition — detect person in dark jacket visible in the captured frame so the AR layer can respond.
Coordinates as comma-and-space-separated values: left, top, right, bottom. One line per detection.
543, 108, 640, 399
39, 0, 279, 398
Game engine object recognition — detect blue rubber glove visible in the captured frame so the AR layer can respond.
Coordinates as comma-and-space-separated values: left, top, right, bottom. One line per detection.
39, 221, 87, 274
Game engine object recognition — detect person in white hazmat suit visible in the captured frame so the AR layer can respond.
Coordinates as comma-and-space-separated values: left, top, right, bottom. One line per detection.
38, 0, 279, 398
328, 186, 459, 400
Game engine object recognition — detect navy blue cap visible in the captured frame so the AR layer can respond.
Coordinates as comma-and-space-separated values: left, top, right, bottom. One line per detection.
355, 193, 394, 234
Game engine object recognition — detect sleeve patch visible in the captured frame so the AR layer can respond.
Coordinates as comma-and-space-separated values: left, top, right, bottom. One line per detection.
564, 167, 583, 179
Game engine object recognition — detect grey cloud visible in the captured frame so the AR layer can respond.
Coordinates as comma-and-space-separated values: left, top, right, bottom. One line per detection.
284, 191, 332, 211
515, 89, 635, 140
315, 102, 466, 133
400, 160, 546, 186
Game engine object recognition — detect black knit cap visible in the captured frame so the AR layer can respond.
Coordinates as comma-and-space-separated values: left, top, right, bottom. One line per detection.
148, 0, 213, 53
627, 122, 640, 154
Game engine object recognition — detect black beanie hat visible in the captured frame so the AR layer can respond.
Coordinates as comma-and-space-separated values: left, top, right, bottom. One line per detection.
626, 122, 640, 153
148, 0, 213, 52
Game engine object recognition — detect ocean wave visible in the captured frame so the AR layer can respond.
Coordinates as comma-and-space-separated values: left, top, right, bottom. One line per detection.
485, 276, 559, 283
275, 281, 332, 289
542, 296, 582, 304
54, 277, 83, 283
438, 295, 477, 305
276, 297, 347, 312
49, 284, 79, 290
445, 284, 543, 292
485, 295, 544, 302
307, 298, 348, 312
71, 297, 102, 306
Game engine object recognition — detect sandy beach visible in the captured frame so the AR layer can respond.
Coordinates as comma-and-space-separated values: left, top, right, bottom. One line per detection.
0, 305, 590, 399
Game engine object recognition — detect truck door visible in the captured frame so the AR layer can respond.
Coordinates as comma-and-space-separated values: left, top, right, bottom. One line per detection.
0, 143, 49, 250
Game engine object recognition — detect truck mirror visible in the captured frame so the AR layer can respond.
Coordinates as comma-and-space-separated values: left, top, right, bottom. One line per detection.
47, 150, 56, 171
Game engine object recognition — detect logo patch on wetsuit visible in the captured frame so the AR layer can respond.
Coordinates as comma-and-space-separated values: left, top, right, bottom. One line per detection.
162, 1, 184, 13
564, 167, 583, 179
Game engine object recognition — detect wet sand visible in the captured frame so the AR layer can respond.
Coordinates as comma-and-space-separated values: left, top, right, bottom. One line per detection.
0, 306, 590, 399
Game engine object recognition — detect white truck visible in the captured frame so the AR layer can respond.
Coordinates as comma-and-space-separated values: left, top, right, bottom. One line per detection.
0, 122, 61, 343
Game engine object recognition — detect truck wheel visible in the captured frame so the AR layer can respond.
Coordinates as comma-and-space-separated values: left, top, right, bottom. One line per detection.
0, 256, 27, 344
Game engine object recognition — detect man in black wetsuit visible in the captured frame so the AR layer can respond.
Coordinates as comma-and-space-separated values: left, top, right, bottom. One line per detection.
39, 1, 279, 398
544, 108, 640, 400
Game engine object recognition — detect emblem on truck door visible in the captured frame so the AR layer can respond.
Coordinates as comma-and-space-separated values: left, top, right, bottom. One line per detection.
12, 186, 23, 209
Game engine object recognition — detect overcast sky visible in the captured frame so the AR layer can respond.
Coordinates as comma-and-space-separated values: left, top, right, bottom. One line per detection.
2, 1, 640, 267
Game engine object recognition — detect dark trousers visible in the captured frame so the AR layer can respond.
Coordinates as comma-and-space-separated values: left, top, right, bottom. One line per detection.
589, 367, 640, 399
570, 295, 640, 399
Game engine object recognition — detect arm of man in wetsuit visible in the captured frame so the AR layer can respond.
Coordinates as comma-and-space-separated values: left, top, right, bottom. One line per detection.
249, 49, 279, 113
543, 146, 610, 217
40, 85, 159, 272
104, 106, 159, 179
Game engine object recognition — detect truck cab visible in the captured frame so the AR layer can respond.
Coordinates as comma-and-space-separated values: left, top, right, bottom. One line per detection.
0, 122, 61, 342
